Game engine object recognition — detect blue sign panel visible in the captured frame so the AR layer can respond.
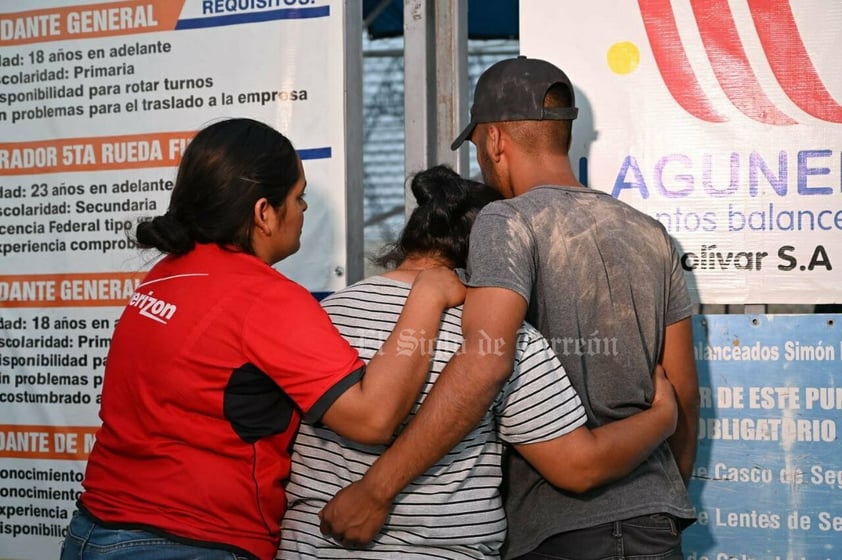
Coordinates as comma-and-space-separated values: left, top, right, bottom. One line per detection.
684, 314, 842, 560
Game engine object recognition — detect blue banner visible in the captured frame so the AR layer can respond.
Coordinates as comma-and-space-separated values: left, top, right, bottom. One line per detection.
685, 314, 842, 560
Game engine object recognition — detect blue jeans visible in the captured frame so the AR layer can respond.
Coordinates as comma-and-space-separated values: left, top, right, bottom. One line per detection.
511, 514, 683, 560
60, 510, 254, 560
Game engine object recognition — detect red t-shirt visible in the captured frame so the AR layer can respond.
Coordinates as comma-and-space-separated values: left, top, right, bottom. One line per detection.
80, 244, 363, 559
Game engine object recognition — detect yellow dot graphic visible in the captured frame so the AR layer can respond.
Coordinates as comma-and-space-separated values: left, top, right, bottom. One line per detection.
607, 41, 640, 75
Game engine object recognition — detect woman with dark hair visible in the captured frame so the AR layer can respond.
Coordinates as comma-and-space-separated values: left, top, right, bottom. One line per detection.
372, 164, 503, 271
278, 165, 679, 559
60, 118, 464, 560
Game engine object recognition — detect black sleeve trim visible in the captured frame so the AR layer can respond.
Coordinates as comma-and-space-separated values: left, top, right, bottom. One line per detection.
304, 365, 366, 423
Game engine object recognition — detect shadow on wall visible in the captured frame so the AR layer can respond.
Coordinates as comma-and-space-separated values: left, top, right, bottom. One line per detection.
569, 83, 597, 188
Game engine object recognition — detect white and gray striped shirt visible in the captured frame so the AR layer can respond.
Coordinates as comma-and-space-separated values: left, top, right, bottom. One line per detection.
278, 276, 587, 560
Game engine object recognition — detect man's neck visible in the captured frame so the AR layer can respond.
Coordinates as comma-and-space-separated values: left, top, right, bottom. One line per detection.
510, 154, 582, 196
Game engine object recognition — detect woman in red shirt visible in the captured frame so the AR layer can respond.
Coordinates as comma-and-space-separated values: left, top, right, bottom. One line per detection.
60, 118, 462, 560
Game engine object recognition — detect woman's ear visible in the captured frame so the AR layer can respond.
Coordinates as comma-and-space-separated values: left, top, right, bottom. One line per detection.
252, 197, 273, 236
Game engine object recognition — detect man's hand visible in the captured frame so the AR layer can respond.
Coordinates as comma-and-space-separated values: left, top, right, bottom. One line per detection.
319, 479, 389, 548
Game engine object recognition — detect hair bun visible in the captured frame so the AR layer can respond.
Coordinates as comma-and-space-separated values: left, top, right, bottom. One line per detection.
410, 166, 472, 229
135, 211, 195, 255
375, 165, 501, 270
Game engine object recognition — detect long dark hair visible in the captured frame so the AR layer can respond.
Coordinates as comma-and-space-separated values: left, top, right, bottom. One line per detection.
375, 165, 502, 269
135, 118, 300, 255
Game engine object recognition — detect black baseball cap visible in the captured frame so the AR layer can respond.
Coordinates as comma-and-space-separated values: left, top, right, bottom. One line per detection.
451, 56, 578, 150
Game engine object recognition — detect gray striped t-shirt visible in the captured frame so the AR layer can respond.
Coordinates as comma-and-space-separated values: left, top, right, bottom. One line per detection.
277, 275, 587, 560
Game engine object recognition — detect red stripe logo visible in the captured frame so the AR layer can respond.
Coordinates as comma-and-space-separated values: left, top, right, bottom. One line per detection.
638, 0, 842, 124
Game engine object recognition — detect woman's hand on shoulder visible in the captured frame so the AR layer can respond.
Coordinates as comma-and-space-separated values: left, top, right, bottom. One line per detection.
411, 266, 466, 308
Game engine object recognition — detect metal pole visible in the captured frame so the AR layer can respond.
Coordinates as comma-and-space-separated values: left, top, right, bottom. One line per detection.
403, 0, 469, 213
435, 0, 468, 175
403, 0, 436, 216
344, 0, 365, 283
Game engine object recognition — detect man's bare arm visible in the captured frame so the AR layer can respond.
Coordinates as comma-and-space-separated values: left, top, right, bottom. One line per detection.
318, 287, 527, 547
661, 317, 699, 485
